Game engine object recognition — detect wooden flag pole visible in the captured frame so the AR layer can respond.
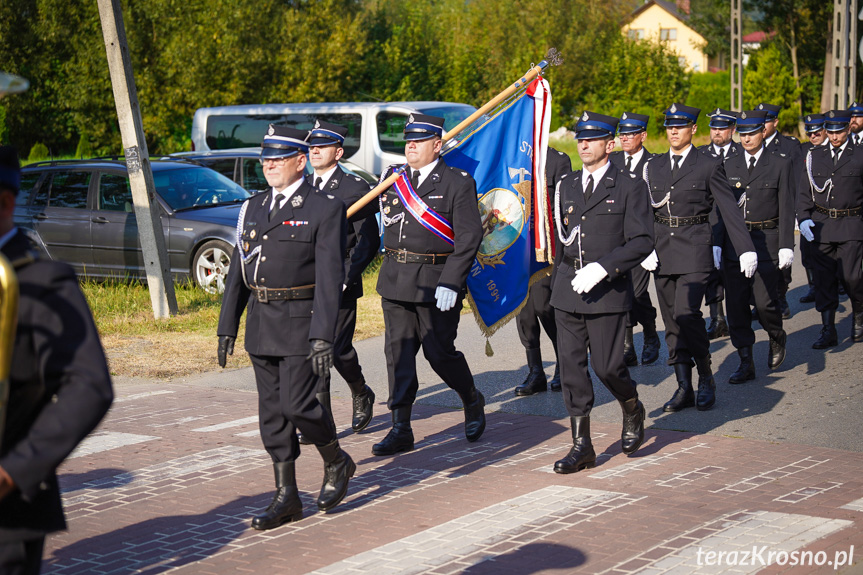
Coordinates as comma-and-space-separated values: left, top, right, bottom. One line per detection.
346, 48, 563, 219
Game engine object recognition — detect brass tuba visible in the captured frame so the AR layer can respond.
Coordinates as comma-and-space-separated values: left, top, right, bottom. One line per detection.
0, 253, 18, 448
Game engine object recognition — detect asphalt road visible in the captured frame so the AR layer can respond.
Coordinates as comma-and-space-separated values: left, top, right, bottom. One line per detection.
159, 246, 863, 452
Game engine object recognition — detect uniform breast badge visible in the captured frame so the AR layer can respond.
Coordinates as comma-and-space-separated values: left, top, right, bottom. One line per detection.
250, 230, 257, 239
291, 195, 304, 208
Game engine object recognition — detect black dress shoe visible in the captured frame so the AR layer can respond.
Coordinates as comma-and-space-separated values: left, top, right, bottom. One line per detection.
768, 336, 786, 369
554, 416, 596, 474
641, 328, 661, 365
372, 422, 414, 456
706, 316, 729, 339
799, 286, 816, 303
461, 388, 486, 442
252, 462, 303, 530
351, 385, 375, 432
515, 348, 547, 396
663, 363, 695, 412
316, 441, 356, 511
623, 327, 638, 367
729, 346, 755, 384
620, 398, 645, 455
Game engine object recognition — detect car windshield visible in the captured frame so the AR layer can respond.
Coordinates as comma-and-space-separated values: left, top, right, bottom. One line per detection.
153, 166, 250, 210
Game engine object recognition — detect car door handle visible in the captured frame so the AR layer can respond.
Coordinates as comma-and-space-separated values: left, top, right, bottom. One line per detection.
34, 212, 48, 220
92, 216, 110, 223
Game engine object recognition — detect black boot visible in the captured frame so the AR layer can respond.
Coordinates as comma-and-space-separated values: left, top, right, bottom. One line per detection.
853, 311, 863, 342
316, 440, 356, 511
298, 391, 332, 445
800, 269, 815, 303
620, 397, 645, 455
251, 461, 303, 530
694, 356, 716, 411
549, 363, 561, 392
706, 302, 729, 339
351, 384, 375, 432
641, 323, 661, 365
515, 348, 548, 396
460, 387, 486, 442
663, 363, 695, 412
778, 292, 791, 319
768, 332, 787, 369
554, 416, 596, 474
372, 407, 414, 456
623, 327, 638, 366
813, 310, 838, 349
729, 346, 755, 384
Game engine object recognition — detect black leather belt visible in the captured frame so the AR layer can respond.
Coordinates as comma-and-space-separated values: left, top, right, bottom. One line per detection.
384, 247, 450, 264
654, 213, 710, 227
562, 255, 593, 270
814, 204, 862, 218
745, 218, 778, 231
252, 285, 315, 303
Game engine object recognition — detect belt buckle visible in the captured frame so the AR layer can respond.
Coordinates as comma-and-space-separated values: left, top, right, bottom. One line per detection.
746, 222, 753, 231
396, 249, 407, 263
829, 208, 839, 218
256, 287, 269, 303
669, 215, 679, 228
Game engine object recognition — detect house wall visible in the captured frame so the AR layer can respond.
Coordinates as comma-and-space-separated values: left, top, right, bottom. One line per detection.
622, 4, 709, 72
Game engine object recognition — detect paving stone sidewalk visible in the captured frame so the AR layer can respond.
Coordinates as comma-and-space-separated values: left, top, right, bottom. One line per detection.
42, 380, 863, 575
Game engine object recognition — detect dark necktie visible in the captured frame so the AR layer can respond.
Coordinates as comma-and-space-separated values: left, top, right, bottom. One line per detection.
833, 147, 841, 166
314, 176, 322, 190
748, 156, 756, 174
671, 154, 682, 179
718, 147, 725, 160
625, 155, 633, 172
583, 174, 594, 202
410, 169, 420, 190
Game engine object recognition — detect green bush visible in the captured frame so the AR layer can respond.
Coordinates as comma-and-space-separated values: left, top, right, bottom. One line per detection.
27, 142, 49, 161
75, 134, 93, 158
743, 43, 801, 135
687, 71, 731, 135
0, 105, 7, 144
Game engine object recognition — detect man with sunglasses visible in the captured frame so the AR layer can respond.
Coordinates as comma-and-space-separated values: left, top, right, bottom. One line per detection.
217, 125, 355, 529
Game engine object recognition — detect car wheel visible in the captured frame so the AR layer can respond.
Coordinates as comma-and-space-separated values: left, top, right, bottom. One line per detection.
193, 240, 232, 294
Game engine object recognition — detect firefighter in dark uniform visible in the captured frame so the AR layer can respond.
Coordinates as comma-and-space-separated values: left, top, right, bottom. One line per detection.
372, 114, 485, 456
0, 145, 114, 574
609, 112, 662, 366
549, 112, 654, 473
714, 110, 794, 383
641, 103, 757, 413
798, 114, 827, 305
848, 102, 863, 146
798, 110, 863, 348
759, 103, 801, 319
699, 108, 742, 340
513, 147, 570, 396
217, 125, 355, 529
296, 120, 378, 442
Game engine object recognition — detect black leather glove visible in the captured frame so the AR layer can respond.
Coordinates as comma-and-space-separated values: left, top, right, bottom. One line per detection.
307, 339, 334, 377
218, 335, 235, 368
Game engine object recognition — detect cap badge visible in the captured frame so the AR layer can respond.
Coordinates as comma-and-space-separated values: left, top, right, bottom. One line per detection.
758, 104, 764, 110
267, 125, 275, 136
714, 108, 721, 115
581, 112, 589, 121
740, 112, 747, 119
408, 113, 415, 124
670, 103, 677, 113
829, 111, 835, 118
314, 120, 321, 129
622, 112, 628, 120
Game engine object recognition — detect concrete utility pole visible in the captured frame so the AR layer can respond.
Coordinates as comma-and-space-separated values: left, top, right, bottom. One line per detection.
730, 0, 743, 111
830, 0, 858, 108
97, 0, 178, 318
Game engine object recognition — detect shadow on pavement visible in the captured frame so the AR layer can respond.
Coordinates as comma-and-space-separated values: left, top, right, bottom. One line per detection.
463, 542, 587, 573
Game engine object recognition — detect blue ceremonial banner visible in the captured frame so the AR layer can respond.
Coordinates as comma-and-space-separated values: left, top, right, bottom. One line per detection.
444, 78, 552, 336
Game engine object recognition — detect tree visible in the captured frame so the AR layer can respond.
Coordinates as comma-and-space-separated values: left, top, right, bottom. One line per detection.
743, 43, 801, 133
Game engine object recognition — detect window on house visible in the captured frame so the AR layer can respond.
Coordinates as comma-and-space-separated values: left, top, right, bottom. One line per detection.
660, 28, 677, 41
627, 28, 645, 40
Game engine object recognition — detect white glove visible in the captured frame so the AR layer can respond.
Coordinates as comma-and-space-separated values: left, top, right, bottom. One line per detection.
778, 248, 794, 270
799, 219, 815, 242
739, 251, 758, 278
640, 250, 658, 271
712, 246, 722, 270
435, 286, 458, 312
571, 262, 608, 294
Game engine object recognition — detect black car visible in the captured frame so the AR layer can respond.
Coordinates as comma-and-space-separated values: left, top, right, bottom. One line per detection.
15, 158, 251, 293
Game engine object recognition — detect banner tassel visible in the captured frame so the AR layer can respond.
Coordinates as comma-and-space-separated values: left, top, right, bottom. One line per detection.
485, 338, 494, 357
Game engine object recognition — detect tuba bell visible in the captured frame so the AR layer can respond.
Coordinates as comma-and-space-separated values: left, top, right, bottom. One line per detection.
0, 253, 18, 448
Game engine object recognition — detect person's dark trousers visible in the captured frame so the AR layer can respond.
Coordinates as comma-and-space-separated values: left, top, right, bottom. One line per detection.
330, 298, 368, 396
555, 310, 638, 417
723, 258, 785, 349
627, 265, 658, 330
799, 239, 816, 303
250, 354, 337, 463
811, 240, 863, 316
0, 538, 45, 575
381, 297, 475, 411
516, 274, 558, 354
654, 272, 711, 366
704, 268, 724, 306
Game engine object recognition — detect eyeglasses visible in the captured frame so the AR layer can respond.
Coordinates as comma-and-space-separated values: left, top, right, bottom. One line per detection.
260, 157, 293, 166
619, 133, 642, 139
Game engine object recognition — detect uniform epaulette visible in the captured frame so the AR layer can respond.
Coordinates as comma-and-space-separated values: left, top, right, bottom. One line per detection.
353, 176, 363, 182
447, 165, 470, 178
560, 172, 569, 180
326, 194, 335, 200
630, 173, 637, 178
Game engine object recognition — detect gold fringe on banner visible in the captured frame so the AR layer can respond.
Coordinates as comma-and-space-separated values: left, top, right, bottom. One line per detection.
465, 265, 553, 340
